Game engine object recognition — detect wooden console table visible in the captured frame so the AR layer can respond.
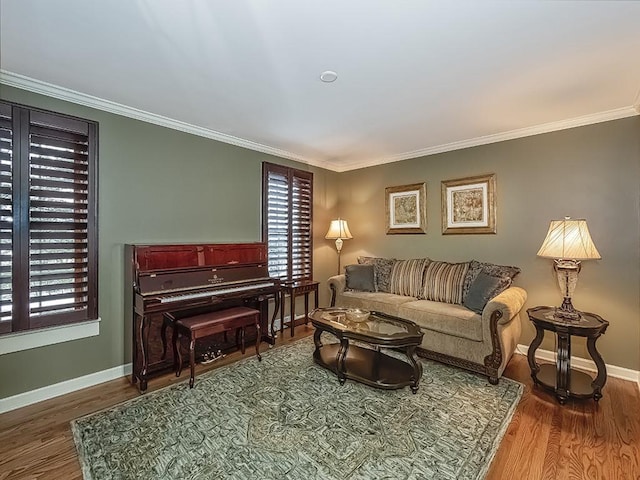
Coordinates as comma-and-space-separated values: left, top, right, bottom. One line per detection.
527, 306, 609, 404
276, 280, 319, 337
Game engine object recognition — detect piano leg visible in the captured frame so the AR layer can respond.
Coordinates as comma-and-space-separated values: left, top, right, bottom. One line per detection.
138, 313, 151, 392
269, 292, 281, 341
131, 309, 139, 385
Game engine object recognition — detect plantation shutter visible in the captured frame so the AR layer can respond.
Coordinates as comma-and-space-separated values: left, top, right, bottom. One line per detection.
27, 111, 98, 328
262, 162, 313, 281
0, 100, 98, 336
0, 104, 12, 334
291, 173, 312, 280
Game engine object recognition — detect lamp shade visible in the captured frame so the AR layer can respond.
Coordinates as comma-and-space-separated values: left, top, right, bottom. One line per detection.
536, 217, 601, 260
325, 219, 353, 240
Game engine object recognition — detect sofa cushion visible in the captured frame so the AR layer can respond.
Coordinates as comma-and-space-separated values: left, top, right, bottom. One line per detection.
345, 264, 376, 292
462, 260, 521, 301
389, 258, 430, 298
339, 290, 417, 317
463, 272, 511, 313
398, 300, 483, 342
357, 256, 396, 293
422, 261, 469, 304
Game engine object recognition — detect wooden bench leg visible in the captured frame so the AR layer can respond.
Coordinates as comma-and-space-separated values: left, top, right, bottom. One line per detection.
188, 336, 196, 388
173, 328, 182, 377
255, 319, 262, 361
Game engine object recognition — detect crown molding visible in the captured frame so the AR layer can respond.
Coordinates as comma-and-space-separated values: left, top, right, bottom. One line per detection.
2, 70, 638, 174
339, 105, 640, 172
0, 70, 327, 168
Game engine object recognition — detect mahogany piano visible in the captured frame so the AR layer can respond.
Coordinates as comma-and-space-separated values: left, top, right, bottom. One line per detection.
125, 242, 281, 392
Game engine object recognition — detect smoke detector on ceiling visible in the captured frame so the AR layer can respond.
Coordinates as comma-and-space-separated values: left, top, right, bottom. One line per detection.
320, 71, 338, 83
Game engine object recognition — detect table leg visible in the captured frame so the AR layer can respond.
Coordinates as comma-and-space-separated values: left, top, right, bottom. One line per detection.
314, 286, 319, 312
587, 335, 607, 401
290, 290, 296, 337
556, 331, 571, 404
528, 325, 544, 383
313, 327, 323, 351
280, 290, 285, 335
406, 345, 423, 394
304, 292, 310, 325
337, 339, 349, 385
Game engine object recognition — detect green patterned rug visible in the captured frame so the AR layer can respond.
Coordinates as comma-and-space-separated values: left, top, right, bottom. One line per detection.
72, 337, 522, 479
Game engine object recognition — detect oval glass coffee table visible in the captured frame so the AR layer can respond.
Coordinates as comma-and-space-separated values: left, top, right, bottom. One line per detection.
309, 307, 424, 393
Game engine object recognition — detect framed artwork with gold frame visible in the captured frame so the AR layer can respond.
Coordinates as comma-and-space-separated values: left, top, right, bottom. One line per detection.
385, 183, 427, 234
441, 174, 496, 234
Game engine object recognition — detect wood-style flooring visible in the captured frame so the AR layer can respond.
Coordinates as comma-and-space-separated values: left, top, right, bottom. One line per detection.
1, 326, 639, 479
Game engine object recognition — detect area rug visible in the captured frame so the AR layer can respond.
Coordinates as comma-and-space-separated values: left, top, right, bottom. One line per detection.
72, 337, 522, 480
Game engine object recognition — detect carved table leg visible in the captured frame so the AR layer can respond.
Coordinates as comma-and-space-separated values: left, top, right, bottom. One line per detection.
587, 335, 607, 401
527, 325, 544, 385
556, 330, 571, 404
406, 346, 423, 394
336, 339, 349, 385
313, 328, 323, 351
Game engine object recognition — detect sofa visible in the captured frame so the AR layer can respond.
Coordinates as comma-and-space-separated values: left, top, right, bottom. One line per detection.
328, 257, 527, 384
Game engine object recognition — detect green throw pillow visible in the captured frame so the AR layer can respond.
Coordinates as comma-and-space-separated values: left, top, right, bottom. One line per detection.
345, 264, 376, 292
463, 271, 511, 314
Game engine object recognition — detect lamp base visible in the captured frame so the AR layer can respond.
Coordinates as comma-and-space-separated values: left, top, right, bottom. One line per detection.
553, 297, 582, 321
553, 260, 582, 321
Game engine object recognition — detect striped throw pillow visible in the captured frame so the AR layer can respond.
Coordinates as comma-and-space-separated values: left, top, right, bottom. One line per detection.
422, 261, 470, 304
389, 258, 430, 298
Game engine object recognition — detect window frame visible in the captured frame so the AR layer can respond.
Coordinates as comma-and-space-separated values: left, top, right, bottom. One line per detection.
261, 162, 313, 283
0, 100, 98, 337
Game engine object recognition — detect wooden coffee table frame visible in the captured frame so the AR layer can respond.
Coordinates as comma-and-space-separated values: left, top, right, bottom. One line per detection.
310, 308, 424, 393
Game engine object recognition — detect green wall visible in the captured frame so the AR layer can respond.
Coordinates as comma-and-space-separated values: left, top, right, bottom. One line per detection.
1, 82, 638, 402
0, 85, 339, 399
337, 116, 640, 371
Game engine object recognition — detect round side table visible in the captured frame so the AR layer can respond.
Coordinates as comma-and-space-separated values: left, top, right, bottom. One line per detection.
526, 306, 609, 404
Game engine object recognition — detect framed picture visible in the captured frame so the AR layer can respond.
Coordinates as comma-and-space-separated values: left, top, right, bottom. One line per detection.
385, 183, 427, 234
441, 174, 496, 234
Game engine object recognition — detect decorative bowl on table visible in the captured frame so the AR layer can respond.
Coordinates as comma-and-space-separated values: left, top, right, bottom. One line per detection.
346, 308, 370, 323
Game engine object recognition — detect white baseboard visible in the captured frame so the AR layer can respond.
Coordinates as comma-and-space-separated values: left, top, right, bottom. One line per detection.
8, 336, 635, 415
0, 363, 133, 414
0, 314, 307, 414
516, 343, 640, 390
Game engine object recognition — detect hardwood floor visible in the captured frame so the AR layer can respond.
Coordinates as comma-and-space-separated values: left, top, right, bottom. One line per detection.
1, 327, 639, 479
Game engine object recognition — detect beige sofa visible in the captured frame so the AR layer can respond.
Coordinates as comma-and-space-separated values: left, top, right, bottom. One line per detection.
328, 258, 527, 384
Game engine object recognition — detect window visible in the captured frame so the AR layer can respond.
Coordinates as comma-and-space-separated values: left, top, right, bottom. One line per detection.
262, 162, 313, 282
0, 100, 98, 336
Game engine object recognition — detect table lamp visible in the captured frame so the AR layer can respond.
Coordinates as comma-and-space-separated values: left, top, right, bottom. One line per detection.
325, 218, 353, 274
536, 217, 601, 320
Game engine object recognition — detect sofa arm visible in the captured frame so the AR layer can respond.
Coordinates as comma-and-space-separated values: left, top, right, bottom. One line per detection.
482, 286, 528, 325
328, 274, 346, 307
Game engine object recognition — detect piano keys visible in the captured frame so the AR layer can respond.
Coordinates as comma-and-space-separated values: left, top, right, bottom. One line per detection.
125, 242, 281, 392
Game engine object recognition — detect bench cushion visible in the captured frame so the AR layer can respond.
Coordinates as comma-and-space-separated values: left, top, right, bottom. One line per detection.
174, 306, 260, 331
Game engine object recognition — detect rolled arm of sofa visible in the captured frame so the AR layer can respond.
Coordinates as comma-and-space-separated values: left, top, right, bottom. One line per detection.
482, 286, 528, 325
328, 274, 347, 307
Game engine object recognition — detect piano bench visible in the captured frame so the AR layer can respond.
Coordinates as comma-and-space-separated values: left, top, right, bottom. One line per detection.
166, 306, 262, 388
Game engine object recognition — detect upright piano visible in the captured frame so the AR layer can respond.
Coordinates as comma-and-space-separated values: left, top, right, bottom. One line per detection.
125, 242, 280, 392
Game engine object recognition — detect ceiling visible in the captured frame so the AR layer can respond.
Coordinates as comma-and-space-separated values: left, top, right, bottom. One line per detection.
1, 0, 639, 172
